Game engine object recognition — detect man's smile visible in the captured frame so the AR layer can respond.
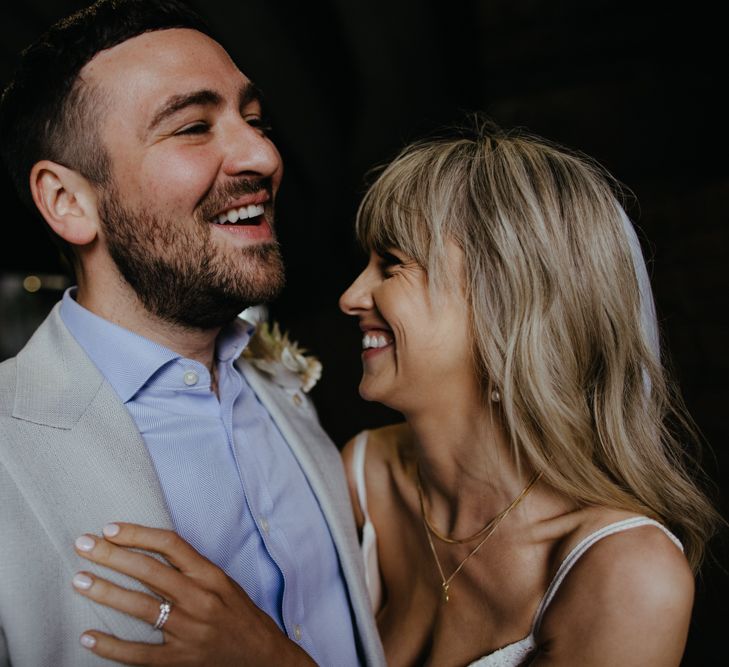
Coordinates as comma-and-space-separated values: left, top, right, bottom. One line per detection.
213, 203, 265, 225
208, 192, 270, 226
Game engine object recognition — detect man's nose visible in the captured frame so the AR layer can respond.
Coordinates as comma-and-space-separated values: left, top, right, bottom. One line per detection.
222, 118, 282, 181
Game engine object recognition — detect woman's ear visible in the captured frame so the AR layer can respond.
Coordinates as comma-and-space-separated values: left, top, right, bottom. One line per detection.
29, 160, 101, 246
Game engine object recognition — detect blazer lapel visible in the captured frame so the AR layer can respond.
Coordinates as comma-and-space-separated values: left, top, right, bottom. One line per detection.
6, 305, 174, 640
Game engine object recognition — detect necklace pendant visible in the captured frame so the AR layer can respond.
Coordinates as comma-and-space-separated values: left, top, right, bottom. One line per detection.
442, 583, 450, 603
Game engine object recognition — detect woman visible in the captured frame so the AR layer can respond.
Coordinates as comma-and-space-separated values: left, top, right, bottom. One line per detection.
335, 118, 718, 665
72, 118, 718, 665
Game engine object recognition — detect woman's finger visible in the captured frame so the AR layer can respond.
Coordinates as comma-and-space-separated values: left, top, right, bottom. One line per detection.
78, 631, 168, 665
74, 533, 206, 605
71, 571, 188, 637
100, 523, 235, 595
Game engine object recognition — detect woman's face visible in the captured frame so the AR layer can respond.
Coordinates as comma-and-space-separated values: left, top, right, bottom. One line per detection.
339, 241, 477, 413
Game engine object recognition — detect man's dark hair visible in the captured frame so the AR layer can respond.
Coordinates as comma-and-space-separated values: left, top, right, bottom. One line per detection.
0, 0, 211, 268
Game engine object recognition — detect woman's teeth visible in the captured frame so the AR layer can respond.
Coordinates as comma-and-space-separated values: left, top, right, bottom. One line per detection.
215, 204, 265, 224
362, 333, 391, 350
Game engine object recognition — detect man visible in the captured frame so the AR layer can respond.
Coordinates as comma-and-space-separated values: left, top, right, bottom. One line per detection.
0, 1, 383, 665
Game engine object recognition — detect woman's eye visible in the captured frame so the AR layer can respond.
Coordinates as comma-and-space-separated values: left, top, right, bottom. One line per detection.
380, 251, 404, 275
175, 122, 210, 136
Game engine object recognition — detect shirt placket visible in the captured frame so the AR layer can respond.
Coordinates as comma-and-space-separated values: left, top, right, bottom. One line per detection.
223, 363, 307, 644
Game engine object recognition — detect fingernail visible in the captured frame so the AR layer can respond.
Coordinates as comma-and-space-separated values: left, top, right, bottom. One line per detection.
75, 535, 95, 552
80, 634, 96, 648
72, 573, 93, 590
102, 523, 120, 538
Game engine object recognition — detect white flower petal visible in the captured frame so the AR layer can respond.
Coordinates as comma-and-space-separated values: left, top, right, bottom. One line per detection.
280, 346, 301, 372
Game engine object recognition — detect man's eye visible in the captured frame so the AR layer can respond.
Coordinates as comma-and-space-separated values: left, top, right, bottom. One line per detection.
246, 116, 273, 135
175, 122, 210, 136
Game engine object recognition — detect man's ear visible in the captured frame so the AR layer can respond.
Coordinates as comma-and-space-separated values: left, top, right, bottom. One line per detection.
29, 160, 101, 246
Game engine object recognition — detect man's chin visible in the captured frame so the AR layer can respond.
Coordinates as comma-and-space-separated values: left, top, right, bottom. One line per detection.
113, 242, 285, 331
169, 300, 247, 331
162, 280, 284, 331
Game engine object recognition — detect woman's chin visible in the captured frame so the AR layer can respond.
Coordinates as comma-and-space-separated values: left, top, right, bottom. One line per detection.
358, 379, 406, 414
358, 380, 379, 403
358, 378, 390, 405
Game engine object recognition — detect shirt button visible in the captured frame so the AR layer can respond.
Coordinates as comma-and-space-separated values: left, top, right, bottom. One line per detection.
292, 393, 302, 407
183, 370, 199, 386
260, 518, 270, 535
293, 625, 302, 641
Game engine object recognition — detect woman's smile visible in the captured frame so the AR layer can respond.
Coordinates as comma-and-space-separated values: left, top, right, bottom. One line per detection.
361, 328, 395, 359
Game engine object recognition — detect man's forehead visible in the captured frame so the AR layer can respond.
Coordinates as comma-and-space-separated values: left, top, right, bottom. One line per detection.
82, 28, 245, 95
80, 27, 252, 139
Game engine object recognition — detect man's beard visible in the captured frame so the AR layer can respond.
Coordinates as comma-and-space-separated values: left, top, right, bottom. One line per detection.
98, 179, 285, 330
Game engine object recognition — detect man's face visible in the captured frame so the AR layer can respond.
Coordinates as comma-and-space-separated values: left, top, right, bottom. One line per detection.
83, 28, 284, 329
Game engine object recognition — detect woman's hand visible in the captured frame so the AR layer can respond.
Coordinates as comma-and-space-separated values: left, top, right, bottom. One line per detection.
72, 523, 316, 666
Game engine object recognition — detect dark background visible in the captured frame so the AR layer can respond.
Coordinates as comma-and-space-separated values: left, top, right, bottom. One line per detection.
1, 1, 726, 664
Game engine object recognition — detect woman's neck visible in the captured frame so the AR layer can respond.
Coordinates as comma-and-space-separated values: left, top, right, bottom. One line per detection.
404, 399, 535, 538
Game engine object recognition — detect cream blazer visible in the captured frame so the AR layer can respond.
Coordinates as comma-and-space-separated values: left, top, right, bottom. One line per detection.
0, 305, 385, 667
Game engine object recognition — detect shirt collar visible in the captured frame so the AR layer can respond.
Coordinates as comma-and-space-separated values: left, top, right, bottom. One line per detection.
217, 316, 255, 363
59, 288, 254, 402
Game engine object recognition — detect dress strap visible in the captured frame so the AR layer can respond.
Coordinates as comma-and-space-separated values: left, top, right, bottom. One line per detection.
350, 430, 382, 610
352, 430, 371, 518
530, 517, 683, 635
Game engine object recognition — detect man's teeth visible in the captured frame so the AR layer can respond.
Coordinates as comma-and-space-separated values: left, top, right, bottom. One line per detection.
214, 204, 265, 224
362, 333, 392, 350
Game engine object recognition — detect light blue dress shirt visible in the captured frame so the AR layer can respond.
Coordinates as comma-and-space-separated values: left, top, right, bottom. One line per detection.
60, 289, 360, 666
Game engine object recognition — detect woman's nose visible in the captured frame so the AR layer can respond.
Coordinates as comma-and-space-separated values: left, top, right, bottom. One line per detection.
339, 268, 374, 315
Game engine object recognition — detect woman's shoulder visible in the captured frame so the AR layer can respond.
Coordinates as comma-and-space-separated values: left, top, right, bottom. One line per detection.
536, 507, 694, 664
546, 506, 685, 562
341, 423, 414, 527
342, 422, 414, 473
368, 422, 416, 462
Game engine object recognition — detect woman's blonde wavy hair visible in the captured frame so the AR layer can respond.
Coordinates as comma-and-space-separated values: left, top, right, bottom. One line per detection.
355, 116, 718, 570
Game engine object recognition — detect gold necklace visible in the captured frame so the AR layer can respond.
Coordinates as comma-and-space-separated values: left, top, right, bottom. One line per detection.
416, 466, 522, 544
416, 471, 542, 603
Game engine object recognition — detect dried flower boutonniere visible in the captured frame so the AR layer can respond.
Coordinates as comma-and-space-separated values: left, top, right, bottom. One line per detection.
241, 321, 322, 393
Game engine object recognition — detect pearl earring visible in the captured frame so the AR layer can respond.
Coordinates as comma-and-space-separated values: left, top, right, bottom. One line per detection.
491, 388, 501, 403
